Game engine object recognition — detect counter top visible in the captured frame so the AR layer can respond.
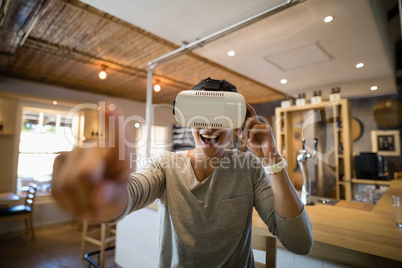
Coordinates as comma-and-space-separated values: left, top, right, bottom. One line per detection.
252, 182, 402, 268
372, 180, 402, 215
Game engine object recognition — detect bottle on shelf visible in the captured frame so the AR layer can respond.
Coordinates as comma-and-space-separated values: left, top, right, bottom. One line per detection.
281, 96, 293, 108
329, 87, 341, 101
338, 142, 344, 155
295, 93, 307, 106
337, 119, 343, 129
311, 90, 322, 104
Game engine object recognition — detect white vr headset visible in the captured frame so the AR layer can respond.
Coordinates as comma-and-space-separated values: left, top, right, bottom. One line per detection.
173, 90, 247, 129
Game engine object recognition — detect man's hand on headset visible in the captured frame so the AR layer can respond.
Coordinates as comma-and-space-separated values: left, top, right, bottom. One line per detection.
233, 103, 281, 166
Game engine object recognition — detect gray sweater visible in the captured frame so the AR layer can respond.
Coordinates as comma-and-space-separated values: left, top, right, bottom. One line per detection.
124, 150, 313, 267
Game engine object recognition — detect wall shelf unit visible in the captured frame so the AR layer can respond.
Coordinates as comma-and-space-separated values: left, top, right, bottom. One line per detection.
275, 99, 353, 201
351, 179, 393, 186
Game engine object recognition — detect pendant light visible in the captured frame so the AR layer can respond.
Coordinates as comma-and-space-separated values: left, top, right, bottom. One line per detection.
154, 80, 161, 92
99, 65, 107, 80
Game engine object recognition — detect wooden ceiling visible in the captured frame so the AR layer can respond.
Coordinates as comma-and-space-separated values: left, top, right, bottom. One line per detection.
0, 0, 286, 104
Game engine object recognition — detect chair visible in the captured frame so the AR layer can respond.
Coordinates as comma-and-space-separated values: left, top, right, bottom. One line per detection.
252, 232, 277, 268
81, 220, 116, 268
0, 184, 37, 239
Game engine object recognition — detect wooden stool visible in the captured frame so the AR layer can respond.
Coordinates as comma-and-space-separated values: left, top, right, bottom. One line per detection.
80, 220, 116, 268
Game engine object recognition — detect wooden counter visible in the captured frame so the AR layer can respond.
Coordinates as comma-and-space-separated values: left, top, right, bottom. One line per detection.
372, 180, 402, 215
253, 182, 402, 268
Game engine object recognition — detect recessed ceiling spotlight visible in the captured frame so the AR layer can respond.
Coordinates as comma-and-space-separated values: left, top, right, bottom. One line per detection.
324, 16, 334, 23
280, 79, 287, 84
134, 122, 141, 128
53, 101, 57, 105
370, 86, 378, 91
356, 63, 364, 68
227, 50, 236, 56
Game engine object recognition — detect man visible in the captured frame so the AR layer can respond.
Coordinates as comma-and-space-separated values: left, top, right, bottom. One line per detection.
52, 78, 313, 267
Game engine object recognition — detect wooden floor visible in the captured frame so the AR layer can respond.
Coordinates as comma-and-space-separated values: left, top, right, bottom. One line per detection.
0, 223, 117, 268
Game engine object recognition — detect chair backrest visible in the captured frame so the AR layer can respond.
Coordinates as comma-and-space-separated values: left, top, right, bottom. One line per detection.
25, 185, 37, 210
252, 233, 277, 268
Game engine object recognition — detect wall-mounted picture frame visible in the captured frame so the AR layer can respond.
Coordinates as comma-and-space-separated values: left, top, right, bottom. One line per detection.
371, 130, 401, 156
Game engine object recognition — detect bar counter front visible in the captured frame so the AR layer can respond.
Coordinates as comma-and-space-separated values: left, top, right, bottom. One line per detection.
116, 181, 402, 268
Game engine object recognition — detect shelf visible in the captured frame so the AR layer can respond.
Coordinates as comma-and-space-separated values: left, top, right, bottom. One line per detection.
275, 99, 353, 201
276, 99, 347, 112
351, 179, 393, 186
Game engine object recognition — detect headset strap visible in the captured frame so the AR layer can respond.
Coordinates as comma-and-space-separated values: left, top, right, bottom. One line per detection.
205, 77, 221, 91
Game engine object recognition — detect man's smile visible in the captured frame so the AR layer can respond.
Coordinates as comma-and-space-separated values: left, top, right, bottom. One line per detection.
200, 133, 220, 145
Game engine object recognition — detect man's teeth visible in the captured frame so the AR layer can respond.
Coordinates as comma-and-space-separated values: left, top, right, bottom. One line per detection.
201, 134, 218, 139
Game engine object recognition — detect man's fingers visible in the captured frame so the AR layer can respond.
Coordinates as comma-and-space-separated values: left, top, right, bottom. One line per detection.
103, 105, 130, 181
51, 105, 130, 220
241, 117, 259, 141
245, 103, 257, 118
249, 124, 272, 142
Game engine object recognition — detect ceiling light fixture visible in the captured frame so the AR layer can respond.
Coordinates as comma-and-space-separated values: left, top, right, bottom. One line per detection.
134, 122, 141, 128
53, 101, 57, 105
228, 50, 236, 56
280, 79, 287, 84
154, 80, 161, 92
324, 16, 333, 23
356, 63, 364, 68
99, 65, 107, 80
370, 86, 378, 91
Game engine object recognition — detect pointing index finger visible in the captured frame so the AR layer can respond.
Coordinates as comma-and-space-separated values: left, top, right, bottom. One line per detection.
102, 103, 129, 181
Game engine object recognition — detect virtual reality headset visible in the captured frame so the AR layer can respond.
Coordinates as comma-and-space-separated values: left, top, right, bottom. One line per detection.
173, 90, 246, 129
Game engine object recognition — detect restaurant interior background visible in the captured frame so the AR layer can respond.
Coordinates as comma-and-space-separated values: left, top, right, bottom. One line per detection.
0, 0, 401, 266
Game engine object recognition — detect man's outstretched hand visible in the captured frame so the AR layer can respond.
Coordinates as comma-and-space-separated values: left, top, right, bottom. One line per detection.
51, 109, 130, 222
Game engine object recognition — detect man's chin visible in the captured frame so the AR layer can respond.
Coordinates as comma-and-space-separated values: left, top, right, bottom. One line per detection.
196, 144, 224, 154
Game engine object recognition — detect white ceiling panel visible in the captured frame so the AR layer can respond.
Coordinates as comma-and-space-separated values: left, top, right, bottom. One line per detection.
80, 0, 399, 99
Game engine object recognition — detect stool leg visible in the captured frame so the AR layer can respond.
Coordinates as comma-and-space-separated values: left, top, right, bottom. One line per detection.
80, 220, 88, 260
100, 223, 106, 268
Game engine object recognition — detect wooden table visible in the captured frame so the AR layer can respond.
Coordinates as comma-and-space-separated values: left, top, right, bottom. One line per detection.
0, 192, 21, 208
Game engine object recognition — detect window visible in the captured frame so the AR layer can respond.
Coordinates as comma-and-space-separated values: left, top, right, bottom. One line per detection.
17, 107, 78, 194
